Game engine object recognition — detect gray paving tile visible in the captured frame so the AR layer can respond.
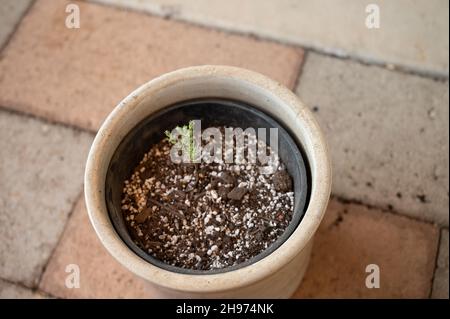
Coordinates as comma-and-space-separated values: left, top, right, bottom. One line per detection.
296, 53, 449, 225
0, 0, 32, 49
0, 110, 93, 287
0, 278, 43, 298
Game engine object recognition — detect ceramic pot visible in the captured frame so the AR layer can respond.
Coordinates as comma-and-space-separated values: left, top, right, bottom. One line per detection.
85, 65, 331, 298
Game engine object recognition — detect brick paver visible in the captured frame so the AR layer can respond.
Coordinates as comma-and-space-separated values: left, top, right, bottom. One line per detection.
294, 199, 439, 298
0, 0, 32, 49
0, 279, 43, 299
93, 0, 449, 76
0, 0, 303, 132
296, 53, 449, 225
40, 197, 438, 298
39, 199, 151, 298
0, 0, 446, 300
0, 110, 93, 287
432, 229, 449, 298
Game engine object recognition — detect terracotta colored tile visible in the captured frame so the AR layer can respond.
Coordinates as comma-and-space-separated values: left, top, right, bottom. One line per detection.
294, 199, 440, 298
0, 0, 303, 132
41, 197, 439, 298
39, 198, 152, 298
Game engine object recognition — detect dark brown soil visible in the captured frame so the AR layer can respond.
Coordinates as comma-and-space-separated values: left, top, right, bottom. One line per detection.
121, 129, 294, 271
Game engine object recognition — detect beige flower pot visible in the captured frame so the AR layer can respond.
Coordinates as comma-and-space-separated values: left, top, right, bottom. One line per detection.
85, 65, 331, 298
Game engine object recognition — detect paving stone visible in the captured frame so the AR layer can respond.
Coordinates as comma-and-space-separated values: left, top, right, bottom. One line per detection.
432, 229, 449, 298
0, 279, 43, 299
0, 0, 32, 49
0, 110, 93, 287
39, 198, 152, 298
437, 230, 449, 269
0, 0, 304, 132
294, 199, 439, 298
41, 197, 438, 298
92, 0, 449, 76
296, 53, 449, 225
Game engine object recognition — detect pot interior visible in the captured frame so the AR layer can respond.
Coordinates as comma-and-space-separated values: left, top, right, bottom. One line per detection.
105, 98, 310, 274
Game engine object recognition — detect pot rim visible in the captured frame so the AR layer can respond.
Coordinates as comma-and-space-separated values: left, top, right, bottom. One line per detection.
84, 65, 332, 293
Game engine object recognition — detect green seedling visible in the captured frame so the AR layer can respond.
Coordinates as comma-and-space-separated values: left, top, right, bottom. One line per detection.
165, 120, 197, 162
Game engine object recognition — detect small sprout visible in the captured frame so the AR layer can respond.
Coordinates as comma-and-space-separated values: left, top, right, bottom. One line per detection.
165, 120, 198, 162
164, 130, 178, 144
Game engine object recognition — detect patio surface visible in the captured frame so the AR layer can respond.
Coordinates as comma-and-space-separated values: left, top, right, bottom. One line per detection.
0, 0, 448, 298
